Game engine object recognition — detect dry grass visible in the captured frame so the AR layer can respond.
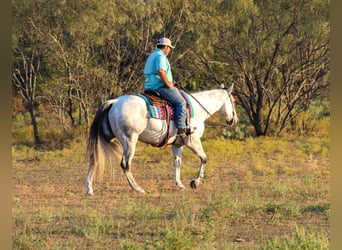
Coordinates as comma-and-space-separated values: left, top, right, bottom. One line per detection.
12, 124, 330, 249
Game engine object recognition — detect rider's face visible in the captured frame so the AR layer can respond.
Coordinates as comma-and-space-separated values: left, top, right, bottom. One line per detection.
165, 46, 171, 56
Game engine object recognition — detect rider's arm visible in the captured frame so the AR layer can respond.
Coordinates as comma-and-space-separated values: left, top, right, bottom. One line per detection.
157, 69, 174, 88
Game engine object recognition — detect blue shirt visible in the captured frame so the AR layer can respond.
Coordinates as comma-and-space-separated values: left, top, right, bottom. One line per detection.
144, 48, 173, 90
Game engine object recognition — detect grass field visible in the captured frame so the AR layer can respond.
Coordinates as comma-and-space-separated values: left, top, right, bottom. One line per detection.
12, 118, 330, 249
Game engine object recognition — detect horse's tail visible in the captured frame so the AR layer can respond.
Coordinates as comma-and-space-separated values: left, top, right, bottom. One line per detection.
87, 100, 121, 182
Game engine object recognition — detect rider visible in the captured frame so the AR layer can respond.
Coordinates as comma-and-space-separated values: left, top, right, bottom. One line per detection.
144, 38, 187, 141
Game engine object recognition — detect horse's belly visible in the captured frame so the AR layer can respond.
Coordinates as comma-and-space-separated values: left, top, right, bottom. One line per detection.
138, 118, 176, 145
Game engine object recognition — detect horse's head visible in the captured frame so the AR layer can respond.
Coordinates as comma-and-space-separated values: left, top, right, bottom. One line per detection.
219, 84, 239, 126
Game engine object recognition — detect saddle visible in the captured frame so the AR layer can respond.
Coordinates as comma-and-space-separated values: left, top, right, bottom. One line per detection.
142, 89, 172, 107
138, 89, 193, 148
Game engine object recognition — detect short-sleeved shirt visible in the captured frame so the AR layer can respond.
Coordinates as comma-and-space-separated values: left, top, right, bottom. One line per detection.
144, 48, 173, 90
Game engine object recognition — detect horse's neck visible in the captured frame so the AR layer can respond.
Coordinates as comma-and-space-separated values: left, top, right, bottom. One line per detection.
191, 89, 227, 119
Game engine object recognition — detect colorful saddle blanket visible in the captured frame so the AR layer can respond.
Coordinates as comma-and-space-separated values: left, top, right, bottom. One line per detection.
136, 90, 194, 120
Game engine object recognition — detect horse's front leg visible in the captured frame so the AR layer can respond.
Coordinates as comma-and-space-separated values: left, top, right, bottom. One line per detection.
172, 145, 185, 189
187, 137, 208, 189
190, 156, 207, 189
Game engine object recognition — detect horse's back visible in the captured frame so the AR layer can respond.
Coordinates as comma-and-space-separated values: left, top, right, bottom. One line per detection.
109, 95, 177, 145
108, 95, 148, 137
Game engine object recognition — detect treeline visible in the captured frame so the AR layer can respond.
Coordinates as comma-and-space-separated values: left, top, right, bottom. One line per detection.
12, 0, 329, 145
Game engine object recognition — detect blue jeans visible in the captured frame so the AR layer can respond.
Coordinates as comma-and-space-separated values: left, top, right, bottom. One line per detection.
155, 86, 186, 129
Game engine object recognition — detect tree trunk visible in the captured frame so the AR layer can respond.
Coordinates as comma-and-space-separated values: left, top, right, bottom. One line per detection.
28, 104, 41, 145
67, 86, 75, 127
252, 113, 265, 137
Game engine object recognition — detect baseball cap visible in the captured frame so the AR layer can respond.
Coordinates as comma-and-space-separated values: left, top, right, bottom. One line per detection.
157, 38, 175, 48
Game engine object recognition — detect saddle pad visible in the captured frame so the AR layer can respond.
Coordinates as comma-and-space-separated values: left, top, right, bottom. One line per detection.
136, 90, 194, 120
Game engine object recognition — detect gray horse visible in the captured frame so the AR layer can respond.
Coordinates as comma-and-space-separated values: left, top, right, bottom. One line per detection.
86, 84, 238, 195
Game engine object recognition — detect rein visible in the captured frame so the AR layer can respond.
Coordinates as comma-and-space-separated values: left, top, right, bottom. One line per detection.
176, 84, 235, 128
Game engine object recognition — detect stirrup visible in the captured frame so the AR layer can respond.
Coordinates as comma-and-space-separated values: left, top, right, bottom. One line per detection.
176, 128, 187, 138
174, 135, 187, 147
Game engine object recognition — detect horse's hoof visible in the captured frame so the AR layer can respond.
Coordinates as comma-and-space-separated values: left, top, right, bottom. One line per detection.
176, 183, 186, 189
190, 179, 197, 189
136, 187, 146, 194
86, 190, 94, 196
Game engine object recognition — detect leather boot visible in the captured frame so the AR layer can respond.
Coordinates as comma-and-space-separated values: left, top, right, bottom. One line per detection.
174, 128, 187, 147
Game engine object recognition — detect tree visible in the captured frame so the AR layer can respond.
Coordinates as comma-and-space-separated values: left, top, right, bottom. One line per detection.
30, 0, 116, 127
99, 0, 195, 95
12, 0, 47, 145
189, 0, 330, 135
12, 49, 42, 145
12, 0, 330, 139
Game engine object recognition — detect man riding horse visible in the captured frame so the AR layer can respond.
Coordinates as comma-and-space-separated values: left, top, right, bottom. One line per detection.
85, 38, 239, 195
143, 38, 187, 144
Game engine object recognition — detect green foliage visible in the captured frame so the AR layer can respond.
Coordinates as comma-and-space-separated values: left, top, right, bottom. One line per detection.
12, 0, 330, 139
12, 110, 76, 150
72, 211, 115, 241
163, 220, 195, 250
13, 224, 46, 250
260, 226, 329, 250
290, 101, 330, 137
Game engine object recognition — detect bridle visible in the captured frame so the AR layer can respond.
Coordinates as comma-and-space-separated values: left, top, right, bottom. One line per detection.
177, 84, 237, 127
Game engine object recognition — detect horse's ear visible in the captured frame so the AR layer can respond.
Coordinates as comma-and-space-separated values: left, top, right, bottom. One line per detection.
227, 83, 234, 94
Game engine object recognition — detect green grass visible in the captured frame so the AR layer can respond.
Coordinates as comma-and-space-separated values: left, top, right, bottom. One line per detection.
12, 116, 330, 249
260, 226, 329, 250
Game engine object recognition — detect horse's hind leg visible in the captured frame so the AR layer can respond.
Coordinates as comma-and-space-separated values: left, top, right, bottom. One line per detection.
85, 152, 96, 195
120, 135, 145, 193
85, 166, 94, 195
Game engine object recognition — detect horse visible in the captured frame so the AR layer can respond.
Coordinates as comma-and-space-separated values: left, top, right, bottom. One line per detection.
85, 84, 238, 195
